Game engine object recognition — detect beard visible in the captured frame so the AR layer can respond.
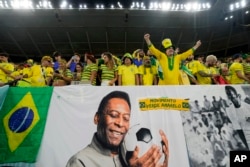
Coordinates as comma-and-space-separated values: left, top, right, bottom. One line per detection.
144, 61, 151, 67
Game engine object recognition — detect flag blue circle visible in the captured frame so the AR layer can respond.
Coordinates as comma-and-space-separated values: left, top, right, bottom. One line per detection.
8, 107, 34, 133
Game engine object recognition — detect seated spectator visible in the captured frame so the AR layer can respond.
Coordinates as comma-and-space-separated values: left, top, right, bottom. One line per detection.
53, 59, 73, 86
72, 63, 84, 81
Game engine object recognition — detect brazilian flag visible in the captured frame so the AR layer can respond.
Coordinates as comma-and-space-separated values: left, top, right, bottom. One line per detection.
0, 87, 53, 163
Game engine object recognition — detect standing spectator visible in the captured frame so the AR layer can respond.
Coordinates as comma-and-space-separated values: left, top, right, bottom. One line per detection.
229, 53, 250, 84
132, 49, 145, 67
67, 53, 82, 72
138, 55, 158, 85
81, 53, 97, 85
0, 52, 14, 86
52, 59, 73, 86
52, 51, 62, 70
144, 33, 201, 85
29, 56, 54, 86
186, 54, 200, 78
118, 53, 139, 86
196, 55, 220, 85
99, 52, 118, 86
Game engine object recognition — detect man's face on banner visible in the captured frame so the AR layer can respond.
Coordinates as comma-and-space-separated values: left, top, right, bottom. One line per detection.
97, 98, 131, 148
227, 89, 241, 108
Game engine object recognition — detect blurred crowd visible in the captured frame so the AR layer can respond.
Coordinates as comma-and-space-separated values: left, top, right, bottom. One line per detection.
0, 34, 250, 87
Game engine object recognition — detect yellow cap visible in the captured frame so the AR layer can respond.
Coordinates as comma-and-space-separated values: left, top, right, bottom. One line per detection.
41, 56, 52, 62
27, 59, 34, 64
123, 53, 132, 59
162, 38, 173, 49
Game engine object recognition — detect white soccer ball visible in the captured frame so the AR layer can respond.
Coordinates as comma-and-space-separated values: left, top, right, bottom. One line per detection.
121, 124, 164, 165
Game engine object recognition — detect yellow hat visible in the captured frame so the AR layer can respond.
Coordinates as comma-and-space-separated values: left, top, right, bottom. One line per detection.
123, 53, 132, 59
41, 56, 52, 62
27, 59, 34, 64
162, 38, 174, 49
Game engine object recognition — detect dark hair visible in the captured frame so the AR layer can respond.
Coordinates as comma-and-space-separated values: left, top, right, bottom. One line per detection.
97, 91, 131, 115
103, 52, 113, 60
225, 85, 241, 108
0, 52, 9, 57
53, 51, 61, 57
225, 85, 237, 98
86, 53, 96, 63
122, 56, 133, 65
74, 62, 84, 72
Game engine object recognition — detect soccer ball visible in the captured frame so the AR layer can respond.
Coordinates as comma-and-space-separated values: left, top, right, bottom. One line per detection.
120, 124, 164, 165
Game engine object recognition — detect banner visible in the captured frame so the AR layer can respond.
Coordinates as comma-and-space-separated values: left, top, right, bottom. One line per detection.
36, 86, 190, 167
1, 85, 250, 167
0, 87, 53, 164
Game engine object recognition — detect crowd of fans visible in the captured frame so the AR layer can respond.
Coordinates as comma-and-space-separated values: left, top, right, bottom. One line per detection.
0, 34, 250, 87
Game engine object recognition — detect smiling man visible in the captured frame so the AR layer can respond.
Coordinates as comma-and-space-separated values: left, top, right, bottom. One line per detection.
66, 90, 169, 167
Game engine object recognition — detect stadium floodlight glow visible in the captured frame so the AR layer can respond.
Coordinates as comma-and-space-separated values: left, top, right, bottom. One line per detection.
225, 17, 228, 20
184, 3, 191, 11
140, 2, 145, 9
230, 15, 233, 19
110, 4, 114, 9
206, 3, 211, 9
136, 2, 139, 8
4, 1, 9, 8
117, 1, 123, 9
171, 3, 175, 10
241, 0, 246, 7
10, 0, 33, 9
246, 10, 249, 14
180, 4, 184, 10
60, 0, 67, 8
175, 4, 180, 10
229, 4, 234, 11
130, 2, 135, 9
162, 2, 170, 10
235, 2, 240, 9
69, 4, 72, 9
192, 3, 198, 11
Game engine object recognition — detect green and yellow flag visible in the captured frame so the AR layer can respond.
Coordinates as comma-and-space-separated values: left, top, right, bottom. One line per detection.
0, 87, 53, 163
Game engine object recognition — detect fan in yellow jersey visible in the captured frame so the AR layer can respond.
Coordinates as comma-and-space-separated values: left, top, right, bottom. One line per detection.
144, 33, 201, 85
28, 56, 54, 86
138, 55, 158, 85
0, 52, 14, 86
186, 54, 200, 77
196, 55, 220, 85
118, 53, 139, 86
229, 53, 250, 84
